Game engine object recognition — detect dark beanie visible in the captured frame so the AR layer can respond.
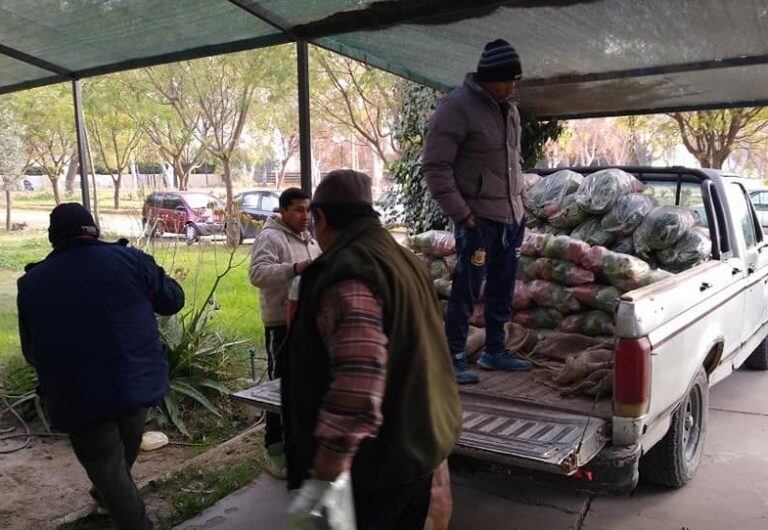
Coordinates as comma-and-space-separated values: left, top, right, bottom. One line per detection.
48, 203, 99, 246
476, 39, 522, 83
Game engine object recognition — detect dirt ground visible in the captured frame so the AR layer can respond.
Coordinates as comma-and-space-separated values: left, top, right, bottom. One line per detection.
0, 433, 195, 530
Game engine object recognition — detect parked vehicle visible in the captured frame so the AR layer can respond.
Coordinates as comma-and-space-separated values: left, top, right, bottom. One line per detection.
234, 190, 281, 240
235, 167, 768, 494
142, 191, 224, 244
748, 188, 768, 232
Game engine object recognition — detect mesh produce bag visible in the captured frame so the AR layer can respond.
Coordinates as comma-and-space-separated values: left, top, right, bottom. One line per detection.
511, 307, 564, 329
573, 168, 638, 214
541, 235, 591, 263
521, 232, 551, 258
524, 169, 583, 219
558, 310, 615, 336
570, 284, 621, 313
517, 256, 537, 281
550, 260, 595, 286
571, 218, 616, 247
528, 280, 582, 314
655, 227, 712, 273
601, 193, 658, 237
426, 258, 449, 280
406, 230, 456, 257
512, 280, 533, 310
633, 206, 699, 259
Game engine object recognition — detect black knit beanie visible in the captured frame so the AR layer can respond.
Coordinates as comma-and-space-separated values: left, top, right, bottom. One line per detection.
48, 203, 99, 246
476, 39, 522, 83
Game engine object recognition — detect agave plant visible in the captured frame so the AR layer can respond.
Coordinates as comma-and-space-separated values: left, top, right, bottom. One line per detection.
154, 246, 247, 438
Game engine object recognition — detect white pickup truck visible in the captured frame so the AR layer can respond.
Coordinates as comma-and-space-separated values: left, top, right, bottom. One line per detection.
234, 166, 768, 493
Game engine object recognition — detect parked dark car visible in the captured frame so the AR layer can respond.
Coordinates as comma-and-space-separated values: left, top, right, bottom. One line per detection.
234, 190, 281, 240
142, 191, 224, 244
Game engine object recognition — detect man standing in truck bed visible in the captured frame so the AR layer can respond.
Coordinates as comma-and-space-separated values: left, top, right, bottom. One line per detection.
422, 39, 532, 384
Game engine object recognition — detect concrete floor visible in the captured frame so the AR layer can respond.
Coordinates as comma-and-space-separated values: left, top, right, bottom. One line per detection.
176, 369, 768, 530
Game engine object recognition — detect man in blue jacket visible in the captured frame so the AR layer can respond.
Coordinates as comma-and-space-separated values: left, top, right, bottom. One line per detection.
17, 203, 184, 530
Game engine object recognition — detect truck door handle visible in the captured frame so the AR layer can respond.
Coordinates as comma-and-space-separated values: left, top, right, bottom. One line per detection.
700, 282, 713, 291
732, 267, 742, 275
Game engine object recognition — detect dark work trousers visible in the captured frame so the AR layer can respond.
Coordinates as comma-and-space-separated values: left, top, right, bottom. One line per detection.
354, 473, 433, 530
264, 325, 288, 448
446, 217, 525, 355
68, 407, 153, 530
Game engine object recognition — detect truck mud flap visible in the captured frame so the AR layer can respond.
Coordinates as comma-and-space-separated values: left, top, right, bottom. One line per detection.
233, 379, 608, 475
457, 394, 609, 475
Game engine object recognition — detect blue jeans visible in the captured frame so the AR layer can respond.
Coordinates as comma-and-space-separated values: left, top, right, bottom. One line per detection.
446, 217, 525, 356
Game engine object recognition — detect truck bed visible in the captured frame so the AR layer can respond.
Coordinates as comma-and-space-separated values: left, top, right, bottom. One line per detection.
461, 370, 612, 420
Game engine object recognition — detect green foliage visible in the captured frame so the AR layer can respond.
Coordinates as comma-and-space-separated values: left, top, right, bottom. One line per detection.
151, 248, 248, 438
386, 81, 563, 234
385, 82, 447, 234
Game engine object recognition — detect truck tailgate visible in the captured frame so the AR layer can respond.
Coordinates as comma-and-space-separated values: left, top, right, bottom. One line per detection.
233, 378, 609, 475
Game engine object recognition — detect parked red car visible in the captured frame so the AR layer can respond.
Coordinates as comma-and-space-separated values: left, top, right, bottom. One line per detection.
142, 191, 224, 243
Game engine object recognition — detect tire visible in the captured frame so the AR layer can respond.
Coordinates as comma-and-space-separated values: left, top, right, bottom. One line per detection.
185, 223, 200, 245
744, 335, 768, 370
640, 367, 708, 488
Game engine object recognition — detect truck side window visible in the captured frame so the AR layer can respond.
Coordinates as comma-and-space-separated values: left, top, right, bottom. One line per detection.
725, 184, 758, 249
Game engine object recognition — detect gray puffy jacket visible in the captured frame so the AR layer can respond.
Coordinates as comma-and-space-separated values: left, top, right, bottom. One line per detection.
422, 73, 524, 225
249, 217, 321, 326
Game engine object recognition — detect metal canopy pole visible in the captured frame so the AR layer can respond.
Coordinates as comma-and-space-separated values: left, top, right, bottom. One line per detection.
297, 41, 312, 195
72, 79, 91, 211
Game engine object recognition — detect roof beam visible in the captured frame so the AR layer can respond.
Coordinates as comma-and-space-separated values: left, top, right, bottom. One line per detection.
0, 42, 72, 77
225, 0, 294, 34
291, 0, 597, 40
522, 54, 768, 87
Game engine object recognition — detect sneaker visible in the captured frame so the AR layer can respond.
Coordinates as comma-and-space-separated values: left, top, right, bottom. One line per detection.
265, 442, 287, 480
88, 487, 109, 515
477, 350, 533, 372
453, 352, 479, 385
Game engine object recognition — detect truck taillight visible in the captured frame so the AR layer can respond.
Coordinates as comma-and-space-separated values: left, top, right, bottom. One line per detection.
614, 337, 651, 418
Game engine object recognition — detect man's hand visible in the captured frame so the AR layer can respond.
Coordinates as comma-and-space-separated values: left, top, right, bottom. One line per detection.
294, 260, 312, 275
313, 445, 350, 482
461, 213, 476, 230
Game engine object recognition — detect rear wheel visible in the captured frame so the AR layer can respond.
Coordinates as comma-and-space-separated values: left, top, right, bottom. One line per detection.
744, 335, 768, 370
640, 367, 708, 488
185, 223, 200, 245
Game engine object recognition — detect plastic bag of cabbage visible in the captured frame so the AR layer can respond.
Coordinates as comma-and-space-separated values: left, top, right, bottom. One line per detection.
655, 226, 712, 273
524, 169, 583, 219
633, 206, 699, 260
601, 193, 658, 237
573, 168, 643, 215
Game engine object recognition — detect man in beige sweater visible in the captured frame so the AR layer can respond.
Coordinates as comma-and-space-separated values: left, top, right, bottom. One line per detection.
249, 188, 321, 477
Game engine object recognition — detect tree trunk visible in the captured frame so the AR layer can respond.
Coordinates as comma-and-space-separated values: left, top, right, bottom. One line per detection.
65, 155, 78, 196
222, 157, 239, 247
113, 174, 121, 210
5, 187, 11, 232
51, 177, 61, 205
276, 159, 289, 190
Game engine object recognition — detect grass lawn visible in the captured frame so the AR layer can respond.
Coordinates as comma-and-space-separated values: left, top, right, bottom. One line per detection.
0, 231, 263, 374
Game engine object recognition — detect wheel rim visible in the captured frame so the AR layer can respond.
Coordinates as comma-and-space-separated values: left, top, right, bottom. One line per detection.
186, 225, 196, 240
682, 383, 703, 462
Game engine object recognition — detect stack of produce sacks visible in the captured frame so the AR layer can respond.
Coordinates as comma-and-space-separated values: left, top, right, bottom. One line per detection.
524, 168, 712, 270
405, 230, 486, 359
514, 232, 674, 339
